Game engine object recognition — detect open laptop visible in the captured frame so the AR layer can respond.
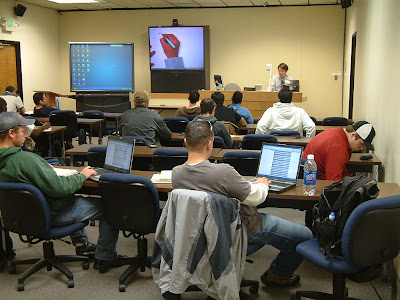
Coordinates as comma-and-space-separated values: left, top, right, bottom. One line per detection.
251, 143, 303, 193
90, 136, 135, 182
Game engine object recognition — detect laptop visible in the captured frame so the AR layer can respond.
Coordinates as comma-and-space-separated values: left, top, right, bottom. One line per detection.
251, 143, 303, 193
90, 136, 135, 182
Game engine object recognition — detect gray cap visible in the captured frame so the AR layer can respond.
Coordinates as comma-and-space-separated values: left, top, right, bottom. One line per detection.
0, 112, 35, 133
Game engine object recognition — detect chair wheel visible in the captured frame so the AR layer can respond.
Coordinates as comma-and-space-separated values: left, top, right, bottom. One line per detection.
17, 283, 24, 291
90, 220, 96, 226
68, 279, 74, 288
98, 265, 107, 273
82, 261, 89, 270
119, 284, 126, 292
291, 295, 300, 300
249, 286, 258, 294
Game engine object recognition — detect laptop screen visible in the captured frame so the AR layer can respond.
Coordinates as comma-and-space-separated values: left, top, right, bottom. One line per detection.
104, 136, 135, 173
257, 143, 302, 180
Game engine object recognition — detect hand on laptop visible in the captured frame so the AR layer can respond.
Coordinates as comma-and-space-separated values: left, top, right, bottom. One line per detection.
253, 177, 271, 186
81, 166, 97, 179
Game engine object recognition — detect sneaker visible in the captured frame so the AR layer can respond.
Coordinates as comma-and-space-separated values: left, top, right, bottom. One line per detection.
75, 242, 97, 256
93, 255, 130, 273
260, 270, 300, 287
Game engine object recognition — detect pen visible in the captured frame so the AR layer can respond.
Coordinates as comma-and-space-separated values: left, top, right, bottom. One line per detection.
164, 36, 176, 49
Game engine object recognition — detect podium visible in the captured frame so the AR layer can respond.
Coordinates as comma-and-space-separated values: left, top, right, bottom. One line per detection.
34, 91, 73, 107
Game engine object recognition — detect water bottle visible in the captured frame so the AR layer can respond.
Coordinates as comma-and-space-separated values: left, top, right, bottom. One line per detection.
303, 154, 317, 196
55, 97, 60, 109
319, 212, 336, 252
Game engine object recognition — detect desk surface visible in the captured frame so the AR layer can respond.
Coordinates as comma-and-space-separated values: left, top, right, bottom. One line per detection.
37, 117, 104, 125
41, 125, 67, 134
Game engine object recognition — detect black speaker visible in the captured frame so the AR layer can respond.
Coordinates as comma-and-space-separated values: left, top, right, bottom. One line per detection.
14, 4, 27, 17
341, 0, 352, 8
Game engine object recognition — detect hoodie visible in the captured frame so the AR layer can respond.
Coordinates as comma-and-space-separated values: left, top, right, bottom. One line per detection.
176, 105, 201, 117
0, 146, 86, 210
255, 102, 316, 137
192, 115, 233, 148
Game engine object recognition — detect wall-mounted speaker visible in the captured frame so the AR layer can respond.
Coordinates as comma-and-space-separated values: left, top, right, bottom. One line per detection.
341, 0, 352, 8
14, 4, 27, 17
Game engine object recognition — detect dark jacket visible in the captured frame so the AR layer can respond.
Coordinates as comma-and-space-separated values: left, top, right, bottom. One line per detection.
192, 115, 233, 148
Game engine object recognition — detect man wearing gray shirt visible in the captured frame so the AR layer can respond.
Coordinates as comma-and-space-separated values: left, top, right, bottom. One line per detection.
172, 120, 312, 288
121, 90, 171, 147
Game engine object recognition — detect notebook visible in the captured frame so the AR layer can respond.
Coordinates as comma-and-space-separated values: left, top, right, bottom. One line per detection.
251, 143, 302, 193
90, 136, 135, 182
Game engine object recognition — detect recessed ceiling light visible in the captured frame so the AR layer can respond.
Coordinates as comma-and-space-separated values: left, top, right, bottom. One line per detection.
48, 0, 105, 4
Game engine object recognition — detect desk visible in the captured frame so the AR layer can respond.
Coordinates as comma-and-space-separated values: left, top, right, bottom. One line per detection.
315, 125, 339, 133
41, 126, 67, 158
239, 124, 341, 135
315, 118, 353, 125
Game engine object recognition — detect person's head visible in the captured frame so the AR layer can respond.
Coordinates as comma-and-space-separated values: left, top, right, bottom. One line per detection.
344, 121, 375, 151
231, 91, 243, 104
211, 91, 225, 107
5, 86, 17, 94
278, 89, 293, 103
184, 120, 214, 153
0, 112, 35, 147
188, 90, 200, 104
200, 98, 216, 115
278, 63, 289, 79
0, 98, 7, 113
133, 90, 150, 108
33, 92, 47, 106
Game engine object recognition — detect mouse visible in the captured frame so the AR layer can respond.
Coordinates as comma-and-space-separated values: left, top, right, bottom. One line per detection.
360, 154, 373, 160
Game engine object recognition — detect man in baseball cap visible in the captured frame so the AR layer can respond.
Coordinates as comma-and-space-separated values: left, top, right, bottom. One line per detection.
0, 112, 35, 147
302, 120, 375, 180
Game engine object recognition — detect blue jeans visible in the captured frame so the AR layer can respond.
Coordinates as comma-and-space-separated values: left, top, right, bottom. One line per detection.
51, 197, 119, 260
248, 213, 313, 279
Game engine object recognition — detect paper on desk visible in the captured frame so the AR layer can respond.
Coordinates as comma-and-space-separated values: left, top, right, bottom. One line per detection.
43, 127, 52, 132
53, 168, 78, 177
151, 170, 172, 183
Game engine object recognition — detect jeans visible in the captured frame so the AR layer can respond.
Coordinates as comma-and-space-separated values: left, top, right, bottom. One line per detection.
248, 213, 313, 279
51, 197, 119, 260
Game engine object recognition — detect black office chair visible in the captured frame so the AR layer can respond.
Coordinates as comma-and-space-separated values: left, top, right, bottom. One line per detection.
222, 151, 260, 176
213, 136, 227, 149
163, 117, 189, 133
241, 134, 278, 150
183, 115, 196, 121
309, 116, 317, 124
152, 149, 188, 171
87, 146, 106, 167
0, 182, 89, 291
82, 110, 115, 138
270, 130, 301, 137
321, 117, 349, 126
99, 174, 161, 292
49, 110, 83, 146
292, 195, 400, 300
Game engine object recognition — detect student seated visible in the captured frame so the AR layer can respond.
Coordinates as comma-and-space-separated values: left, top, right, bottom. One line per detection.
33, 92, 58, 117
0, 86, 25, 114
212, 92, 247, 127
227, 91, 254, 124
176, 90, 201, 117
172, 120, 312, 288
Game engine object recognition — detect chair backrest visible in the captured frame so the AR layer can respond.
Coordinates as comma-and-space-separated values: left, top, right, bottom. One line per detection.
222, 121, 238, 135
0, 182, 50, 236
270, 130, 300, 136
99, 174, 160, 235
321, 117, 349, 126
87, 146, 107, 167
342, 195, 400, 266
222, 151, 260, 176
24, 116, 41, 126
309, 116, 317, 124
49, 110, 78, 139
152, 149, 188, 171
213, 136, 226, 149
241, 134, 278, 150
183, 115, 196, 121
122, 136, 149, 147
82, 110, 106, 135
224, 83, 241, 91
163, 117, 189, 133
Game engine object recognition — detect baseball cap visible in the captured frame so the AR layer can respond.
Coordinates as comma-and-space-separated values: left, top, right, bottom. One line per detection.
352, 121, 375, 150
0, 112, 35, 133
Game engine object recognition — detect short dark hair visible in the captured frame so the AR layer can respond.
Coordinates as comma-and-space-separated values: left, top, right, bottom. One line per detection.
188, 90, 200, 104
278, 63, 288, 71
231, 91, 243, 104
5, 86, 16, 93
0, 97, 7, 113
278, 89, 292, 103
200, 98, 216, 114
33, 92, 44, 105
185, 120, 214, 151
211, 92, 225, 107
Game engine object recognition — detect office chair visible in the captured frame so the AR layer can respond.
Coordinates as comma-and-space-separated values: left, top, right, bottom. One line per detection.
222, 151, 260, 176
122, 135, 149, 147
183, 115, 196, 121
213, 135, 227, 148
152, 149, 188, 171
49, 110, 84, 146
241, 134, 277, 150
99, 174, 161, 292
292, 195, 400, 300
87, 146, 106, 167
82, 110, 114, 138
321, 117, 349, 126
0, 182, 89, 291
224, 83, 241, 91
270, 130, 301, 136
309, 116, 317, 124
163, 117, 189, 133
222, 121, 239, 135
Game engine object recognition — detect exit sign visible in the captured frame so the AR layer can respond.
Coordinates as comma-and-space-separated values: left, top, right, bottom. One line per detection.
6, 18, 15, 31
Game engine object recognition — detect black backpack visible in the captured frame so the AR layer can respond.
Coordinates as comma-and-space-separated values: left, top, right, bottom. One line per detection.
312, 176, 379, 258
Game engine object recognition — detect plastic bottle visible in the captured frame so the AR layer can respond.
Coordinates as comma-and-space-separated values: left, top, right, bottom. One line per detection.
55, 97, 60, 109
303, 154, 317, 196
319, 212, 337, 251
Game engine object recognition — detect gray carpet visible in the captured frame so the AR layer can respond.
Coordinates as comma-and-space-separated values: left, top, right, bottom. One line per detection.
0, 207, 392, 299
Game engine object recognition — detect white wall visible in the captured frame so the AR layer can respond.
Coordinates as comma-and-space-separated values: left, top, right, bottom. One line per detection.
0, 0, 61, 111
58, 6, 345, 117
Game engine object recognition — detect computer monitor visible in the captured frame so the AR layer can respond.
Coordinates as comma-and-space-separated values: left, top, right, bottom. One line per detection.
214, 75, 223, 90
282, 80, 300, 92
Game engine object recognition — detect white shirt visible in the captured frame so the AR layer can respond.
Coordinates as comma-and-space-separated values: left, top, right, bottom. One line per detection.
267, 74, 293, 92
0, 92, 24, 112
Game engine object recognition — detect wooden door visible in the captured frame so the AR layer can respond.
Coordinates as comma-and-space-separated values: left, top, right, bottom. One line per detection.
0, 41, 22, 99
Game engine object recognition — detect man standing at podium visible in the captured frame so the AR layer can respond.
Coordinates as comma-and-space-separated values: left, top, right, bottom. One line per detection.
267, 63, 293, 92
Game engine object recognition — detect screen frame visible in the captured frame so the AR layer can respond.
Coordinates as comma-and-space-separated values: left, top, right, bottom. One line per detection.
103, 136, 135, 173
148, 26, 206, 71
69, 42, 134, 93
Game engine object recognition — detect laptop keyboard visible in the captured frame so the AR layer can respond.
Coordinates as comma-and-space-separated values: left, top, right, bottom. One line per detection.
93, 168, 120, 175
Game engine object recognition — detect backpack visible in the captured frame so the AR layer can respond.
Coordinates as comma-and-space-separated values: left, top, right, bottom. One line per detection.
312, 175, 379, 258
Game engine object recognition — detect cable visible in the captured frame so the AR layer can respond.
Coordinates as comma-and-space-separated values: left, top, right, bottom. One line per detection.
370, 280, 383, 300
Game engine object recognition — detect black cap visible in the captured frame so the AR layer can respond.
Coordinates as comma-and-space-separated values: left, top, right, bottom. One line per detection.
352, 121, 375, 150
